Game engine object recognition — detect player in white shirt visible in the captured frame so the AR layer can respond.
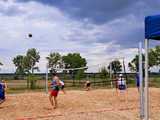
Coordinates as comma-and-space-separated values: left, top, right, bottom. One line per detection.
60, 80, 66, 94
118, 74, 126, 91
117, 74, 127, 103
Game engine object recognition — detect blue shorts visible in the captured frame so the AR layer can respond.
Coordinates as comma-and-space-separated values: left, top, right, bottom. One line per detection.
118, 85, 126, 90
136, 78, 140, 87
0, 91, 5, 100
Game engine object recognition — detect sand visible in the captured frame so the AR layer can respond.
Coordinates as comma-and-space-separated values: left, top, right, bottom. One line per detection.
0, 88, 160, 120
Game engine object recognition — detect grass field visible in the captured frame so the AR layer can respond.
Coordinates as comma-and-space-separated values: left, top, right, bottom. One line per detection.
0, 88, 160, 120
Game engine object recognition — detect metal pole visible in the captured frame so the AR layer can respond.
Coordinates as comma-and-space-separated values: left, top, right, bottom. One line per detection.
123, 58, 128, 87
45, 63, 49, 94
144, 39, 149, 120
139, 42, 144, 119
110, 63, 113, 88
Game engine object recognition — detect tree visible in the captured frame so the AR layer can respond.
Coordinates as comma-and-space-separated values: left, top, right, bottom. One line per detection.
149, 49, 157, 67
0, 61, 3, 71
128, 62, 137, 72
62, 53, 87, 69
128, 46, 160, 72
108, 60, 122, 74
25, 48, 40, 73
62, 53, 87, 75
75, 69, 85, 80
46, 52, 62, 73
99, 66, 109, 79
152, 46, 160, 66
13, 55, 25, 74
13, 48, 40, 89
128, 55, 145, 72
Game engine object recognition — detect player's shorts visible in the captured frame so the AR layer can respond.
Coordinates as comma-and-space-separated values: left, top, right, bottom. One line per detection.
0, 91, 5, 100
61, 85, 65, 90
118, 85, 126, 90
50, 90, 59, 97
136, 80, 140, 87
86, 83, 91, 87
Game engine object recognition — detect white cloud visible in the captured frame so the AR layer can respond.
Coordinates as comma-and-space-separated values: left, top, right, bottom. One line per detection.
0, 0, 139, 73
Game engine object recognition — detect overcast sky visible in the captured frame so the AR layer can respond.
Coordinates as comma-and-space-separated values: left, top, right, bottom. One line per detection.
0, 0, 160, 73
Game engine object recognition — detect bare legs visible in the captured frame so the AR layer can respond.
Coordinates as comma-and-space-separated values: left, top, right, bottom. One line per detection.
49, 94, 57, 109
0, 99, 5, 105
62, 89, 66, 94
86, 87, 90, 91
54, 97, 57, 109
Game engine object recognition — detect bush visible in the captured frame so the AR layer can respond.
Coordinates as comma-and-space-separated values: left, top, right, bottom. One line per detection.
27, 74, 38, 89
99, 67, 109, 79
75, 70, 85, 80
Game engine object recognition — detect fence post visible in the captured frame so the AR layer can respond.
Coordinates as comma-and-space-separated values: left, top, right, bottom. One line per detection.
139, 42, 144, 119
45, 63, 48, 94
94, 73, 95, 87
110, 63, 113, 88
72, 71, 75, 87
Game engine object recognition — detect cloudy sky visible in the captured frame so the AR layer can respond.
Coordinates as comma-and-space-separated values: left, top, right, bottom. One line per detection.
0, 0, 160, 73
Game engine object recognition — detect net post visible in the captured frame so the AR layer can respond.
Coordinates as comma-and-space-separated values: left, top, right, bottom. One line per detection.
122, 58, 128, 87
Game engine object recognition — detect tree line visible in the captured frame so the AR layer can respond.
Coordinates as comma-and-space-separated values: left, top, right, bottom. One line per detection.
12, 48, 87, 75
1, 45, 160, 74
128, 46, 160, 72
0, 46, 160, 89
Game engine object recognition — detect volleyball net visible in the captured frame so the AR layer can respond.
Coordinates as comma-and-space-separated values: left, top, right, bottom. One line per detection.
44, 57, 129, 91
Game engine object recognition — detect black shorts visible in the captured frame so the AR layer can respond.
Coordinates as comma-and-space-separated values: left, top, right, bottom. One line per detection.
136, 81, 140, 87
86, 83, 91, 87
61, 85, 65, 90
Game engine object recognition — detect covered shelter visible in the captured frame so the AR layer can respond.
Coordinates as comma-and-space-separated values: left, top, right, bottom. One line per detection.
144, 15, 160, 120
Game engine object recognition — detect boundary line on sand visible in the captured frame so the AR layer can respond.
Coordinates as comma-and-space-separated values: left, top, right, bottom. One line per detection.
16, 106, 138, 120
